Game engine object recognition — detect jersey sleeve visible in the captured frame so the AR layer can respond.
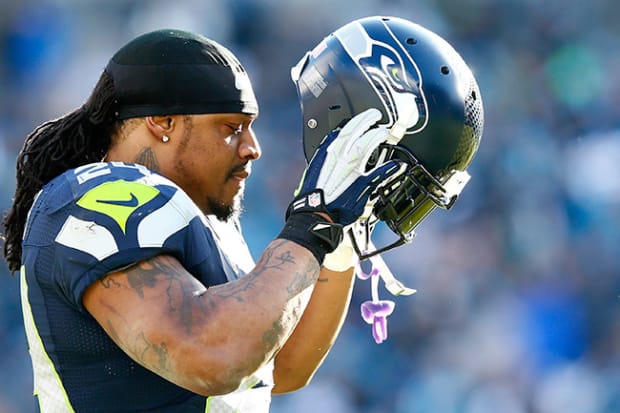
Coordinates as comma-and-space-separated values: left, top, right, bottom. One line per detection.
50, 176, 217, 311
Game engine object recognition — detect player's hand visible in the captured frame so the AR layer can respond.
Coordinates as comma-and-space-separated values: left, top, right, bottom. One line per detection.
289, 108, 406, 226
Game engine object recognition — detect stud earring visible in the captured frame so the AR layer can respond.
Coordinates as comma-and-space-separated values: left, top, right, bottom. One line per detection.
162, 135, 170, 143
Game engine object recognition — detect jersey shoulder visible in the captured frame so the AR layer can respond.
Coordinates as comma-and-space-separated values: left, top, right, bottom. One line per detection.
23, 163, 216, 307
48, 161, 206, 254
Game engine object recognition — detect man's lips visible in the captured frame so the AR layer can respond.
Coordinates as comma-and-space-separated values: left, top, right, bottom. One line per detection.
230, 164, 251, 181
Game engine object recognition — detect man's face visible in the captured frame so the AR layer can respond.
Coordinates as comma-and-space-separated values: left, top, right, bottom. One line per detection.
169, 113, 261, 221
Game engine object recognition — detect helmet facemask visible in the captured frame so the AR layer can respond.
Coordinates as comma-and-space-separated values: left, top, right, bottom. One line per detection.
354, 144, 470, 260
352, 143, 471, 259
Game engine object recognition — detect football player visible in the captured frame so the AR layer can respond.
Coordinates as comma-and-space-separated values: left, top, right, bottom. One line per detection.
2, 15, 483, 413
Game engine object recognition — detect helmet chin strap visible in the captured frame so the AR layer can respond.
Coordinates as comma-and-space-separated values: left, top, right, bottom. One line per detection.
349, 210, 414, 260
346, 210, 416, 290
365, 240, 417, 296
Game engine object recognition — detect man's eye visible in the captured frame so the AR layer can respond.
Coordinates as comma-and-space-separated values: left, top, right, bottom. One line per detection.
228, 124, 243, 135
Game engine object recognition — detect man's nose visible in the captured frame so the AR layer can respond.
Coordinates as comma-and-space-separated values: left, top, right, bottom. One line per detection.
239, 130, 262, 160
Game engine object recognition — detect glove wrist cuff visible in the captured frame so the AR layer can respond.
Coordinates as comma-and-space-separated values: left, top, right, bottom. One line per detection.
278, 212, 343, 264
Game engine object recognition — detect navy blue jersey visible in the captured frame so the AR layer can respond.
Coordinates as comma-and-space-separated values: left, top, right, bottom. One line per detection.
20, 162, 273, 412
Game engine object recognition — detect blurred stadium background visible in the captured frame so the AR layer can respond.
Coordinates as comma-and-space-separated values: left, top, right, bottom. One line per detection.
0, 0, 619, 412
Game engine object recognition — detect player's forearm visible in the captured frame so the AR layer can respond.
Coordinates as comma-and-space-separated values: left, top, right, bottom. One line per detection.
272, 266, 355, 393
194, 239, 321, 381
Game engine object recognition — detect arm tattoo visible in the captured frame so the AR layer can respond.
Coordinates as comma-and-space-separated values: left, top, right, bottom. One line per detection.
99, 274, 121, 289
148, 258, 206, 334
126, 268, 158, 299
97, 258, 200, 379
106, 318, 169, 375
111, 258, 206, 335
262, 318, 285, 355
257, 241, 320, 352
208, 240, 319, 304
134, 147, 160, 171
286, 258, 319, 295
132, 332, 170, 374
256, 240, 320, 293
99, 241, 320, 374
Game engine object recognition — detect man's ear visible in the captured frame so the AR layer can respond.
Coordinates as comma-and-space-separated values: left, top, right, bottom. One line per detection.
144, 115, 176, 140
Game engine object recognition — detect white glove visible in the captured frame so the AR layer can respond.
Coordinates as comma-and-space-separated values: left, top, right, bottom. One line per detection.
291, 108, 406, 226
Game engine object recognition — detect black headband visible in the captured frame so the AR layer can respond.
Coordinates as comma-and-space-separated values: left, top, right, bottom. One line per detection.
105, 29, 258, 119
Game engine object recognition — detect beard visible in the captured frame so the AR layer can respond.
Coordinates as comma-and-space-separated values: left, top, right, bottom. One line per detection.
208, 189, 244, 222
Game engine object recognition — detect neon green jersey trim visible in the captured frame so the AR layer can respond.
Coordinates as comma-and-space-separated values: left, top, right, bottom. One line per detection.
21, 266, 76, 412
77, 180, 159, 233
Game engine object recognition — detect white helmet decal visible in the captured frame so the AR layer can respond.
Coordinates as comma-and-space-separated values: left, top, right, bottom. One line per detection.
335, 20, 429, 135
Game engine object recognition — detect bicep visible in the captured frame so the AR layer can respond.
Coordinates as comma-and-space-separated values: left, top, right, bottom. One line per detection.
82, 254, 210, 388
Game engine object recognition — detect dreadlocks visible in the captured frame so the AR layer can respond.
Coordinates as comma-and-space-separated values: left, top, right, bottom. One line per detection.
2, 70, 120, 272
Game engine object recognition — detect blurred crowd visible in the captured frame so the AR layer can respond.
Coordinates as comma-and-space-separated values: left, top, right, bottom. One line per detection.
1, 0, 619, 412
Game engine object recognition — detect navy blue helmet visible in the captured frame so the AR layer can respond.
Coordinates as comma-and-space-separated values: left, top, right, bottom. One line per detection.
291, 16, 484, 257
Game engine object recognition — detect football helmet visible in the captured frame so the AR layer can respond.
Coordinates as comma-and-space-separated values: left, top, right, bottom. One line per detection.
291, 16, 484, 258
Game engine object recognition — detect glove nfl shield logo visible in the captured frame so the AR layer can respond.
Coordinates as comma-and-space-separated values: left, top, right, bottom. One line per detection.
290, 190, 326, 214
308, 192, 321, 208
